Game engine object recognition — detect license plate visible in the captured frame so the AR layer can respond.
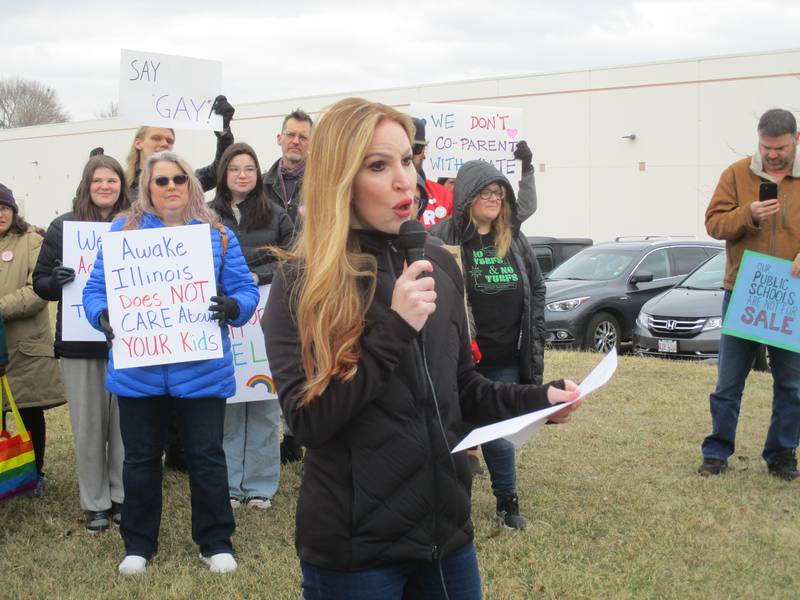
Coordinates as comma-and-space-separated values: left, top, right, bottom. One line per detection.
658, 339, 678, 353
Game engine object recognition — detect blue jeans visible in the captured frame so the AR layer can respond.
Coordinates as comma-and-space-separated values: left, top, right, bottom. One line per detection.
702, 291, 800, 463
477, 364, 519, 498
117, 395, 235, 559
300, 542, 482, 600
224, 399, 281, 500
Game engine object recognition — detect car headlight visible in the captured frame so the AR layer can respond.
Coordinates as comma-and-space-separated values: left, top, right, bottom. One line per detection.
636, 311, 650, 329
702, 317, 722, 331
546, 296, 590, 312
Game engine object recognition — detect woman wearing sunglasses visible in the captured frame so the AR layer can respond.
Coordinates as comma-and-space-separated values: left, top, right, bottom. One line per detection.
33, 155, 131, 532
430, 160, 547, 532
83, 151, 260, 575
209, 143, 293, 510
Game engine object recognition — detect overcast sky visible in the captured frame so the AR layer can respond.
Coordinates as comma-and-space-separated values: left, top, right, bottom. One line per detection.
2, 0, 799, 122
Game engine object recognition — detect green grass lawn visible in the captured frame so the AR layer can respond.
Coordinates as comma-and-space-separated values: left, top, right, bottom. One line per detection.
1, 350, 798, 599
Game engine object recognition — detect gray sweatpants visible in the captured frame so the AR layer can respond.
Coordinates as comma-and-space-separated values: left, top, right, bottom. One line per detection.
61, 358, 124, 512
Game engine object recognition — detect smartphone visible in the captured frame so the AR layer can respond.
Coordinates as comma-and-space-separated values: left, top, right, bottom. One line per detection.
760, 181, 778, 202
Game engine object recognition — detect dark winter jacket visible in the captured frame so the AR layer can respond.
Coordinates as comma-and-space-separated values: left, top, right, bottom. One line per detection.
32, 212, 108, 359
429, 160, 546, 385
263, 229, 561, 570
129, 129, 234, 199
209, 196, 294, 285
263, 158, 303, 224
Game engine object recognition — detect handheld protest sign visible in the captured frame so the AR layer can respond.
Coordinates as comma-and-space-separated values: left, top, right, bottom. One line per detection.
119, 49, 223, 131
227, 285, 278, 403
62, 221, 112, 342
409, 102, 524, 189
722, 250, 800, 352
102, 224, 222, 369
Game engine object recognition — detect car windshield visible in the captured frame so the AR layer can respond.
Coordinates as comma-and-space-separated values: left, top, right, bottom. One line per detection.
676, 251, 725, 290
547, 248, 639, 281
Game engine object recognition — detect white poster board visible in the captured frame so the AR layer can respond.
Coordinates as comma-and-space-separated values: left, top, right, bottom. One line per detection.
408, 102, 524, 190
227, 285, 278, 404
62, 221, 112, 342
102, 224, 222, 369
119, 49, 223, 131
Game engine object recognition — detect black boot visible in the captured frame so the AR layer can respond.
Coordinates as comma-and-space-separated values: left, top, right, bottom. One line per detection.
496, 494, 527, 530
767, 449, 800, 481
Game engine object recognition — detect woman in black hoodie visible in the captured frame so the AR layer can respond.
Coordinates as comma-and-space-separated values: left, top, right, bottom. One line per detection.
430, 160, 547, 531
262, 97, 580, 600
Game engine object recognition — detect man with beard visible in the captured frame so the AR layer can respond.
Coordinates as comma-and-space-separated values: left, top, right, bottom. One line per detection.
700, 108, 800, 480
411, 117, 538, 228
263, 108, 313, 225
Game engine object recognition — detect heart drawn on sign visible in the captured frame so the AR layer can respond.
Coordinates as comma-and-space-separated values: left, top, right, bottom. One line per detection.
506, 128, 519, 139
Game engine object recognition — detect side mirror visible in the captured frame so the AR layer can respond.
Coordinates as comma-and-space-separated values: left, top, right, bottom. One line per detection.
630, 272, 654, 284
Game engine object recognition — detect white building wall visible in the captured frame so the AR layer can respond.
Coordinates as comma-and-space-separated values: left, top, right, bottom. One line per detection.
1, 48, 799, 242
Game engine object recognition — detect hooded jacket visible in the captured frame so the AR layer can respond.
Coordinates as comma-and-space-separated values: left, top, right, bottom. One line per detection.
82, 213, 259, 399
429, 160, 546, 385
263, 230, 561, 570
706, 148, 800, 289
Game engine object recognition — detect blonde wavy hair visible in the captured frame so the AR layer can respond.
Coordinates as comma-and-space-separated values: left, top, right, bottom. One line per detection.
122, 151, 218, 230
124, 126, 175, 188
469, 184, 514, 259
289, 97, 414, 406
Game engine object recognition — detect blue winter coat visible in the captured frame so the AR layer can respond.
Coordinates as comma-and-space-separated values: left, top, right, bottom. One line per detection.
82, 213, 260, 399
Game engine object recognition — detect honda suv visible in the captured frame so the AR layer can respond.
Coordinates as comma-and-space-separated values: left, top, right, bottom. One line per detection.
544, 237, 723, 352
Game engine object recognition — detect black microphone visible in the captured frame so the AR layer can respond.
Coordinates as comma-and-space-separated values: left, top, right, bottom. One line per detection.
397, 220, 427, 266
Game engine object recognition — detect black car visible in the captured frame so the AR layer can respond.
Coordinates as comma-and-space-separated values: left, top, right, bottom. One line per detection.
544, 237, 723, 352
528, 236, 593, 275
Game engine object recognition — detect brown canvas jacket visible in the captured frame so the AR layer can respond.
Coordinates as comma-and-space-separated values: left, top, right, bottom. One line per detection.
705, 148, 800, 289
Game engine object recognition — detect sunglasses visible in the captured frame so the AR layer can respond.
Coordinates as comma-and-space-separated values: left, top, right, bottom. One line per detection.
152, 174, 189, 187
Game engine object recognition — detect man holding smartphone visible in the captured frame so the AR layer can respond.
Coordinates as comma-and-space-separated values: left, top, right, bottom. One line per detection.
700, 108, 800, 480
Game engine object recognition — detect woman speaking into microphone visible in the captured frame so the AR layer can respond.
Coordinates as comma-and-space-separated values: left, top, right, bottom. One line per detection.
262, 97, 581, 599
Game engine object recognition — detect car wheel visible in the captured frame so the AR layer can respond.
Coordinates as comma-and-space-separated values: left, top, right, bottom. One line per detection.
583, 312, 620, 353
753, 344, 770, 372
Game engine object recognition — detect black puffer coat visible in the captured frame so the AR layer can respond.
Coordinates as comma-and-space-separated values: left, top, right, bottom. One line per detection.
209, 196, 293, 285
32, 212, 107, 359
263, 229, 560, 570
429, 160, 546, 385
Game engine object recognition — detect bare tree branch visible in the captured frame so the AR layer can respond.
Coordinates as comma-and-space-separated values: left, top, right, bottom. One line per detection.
95, 100, 118, 119
0, 77, 70, 128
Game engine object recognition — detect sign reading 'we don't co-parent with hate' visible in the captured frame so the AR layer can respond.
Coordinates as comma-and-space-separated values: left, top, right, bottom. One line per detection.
103, 224, 221, 369
409, 102, 524, 189
119, 49, 223, 131
722, 250, 800, 352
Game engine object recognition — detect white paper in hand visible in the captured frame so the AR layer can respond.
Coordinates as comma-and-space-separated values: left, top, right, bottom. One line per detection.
451, 348, 617, 453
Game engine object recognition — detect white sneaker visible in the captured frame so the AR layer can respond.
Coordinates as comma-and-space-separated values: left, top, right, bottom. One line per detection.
246, 496, 271, 509
118, 555, 147, 575
200, 552, 237, 573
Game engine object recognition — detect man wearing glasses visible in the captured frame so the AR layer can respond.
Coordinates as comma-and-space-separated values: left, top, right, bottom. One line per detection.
263, 109, 313, 224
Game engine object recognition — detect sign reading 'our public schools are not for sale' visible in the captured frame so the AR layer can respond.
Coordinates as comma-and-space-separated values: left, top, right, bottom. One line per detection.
119, 49, 223, 131
722, 250, 800, 353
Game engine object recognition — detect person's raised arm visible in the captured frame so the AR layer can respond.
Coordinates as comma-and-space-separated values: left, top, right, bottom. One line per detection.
195, 95, 236, 192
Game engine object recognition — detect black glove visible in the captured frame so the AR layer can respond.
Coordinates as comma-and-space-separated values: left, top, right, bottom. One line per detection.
52, 260, 76, 287
212, 95, 235, 131
209, 295, 240, 326
89, 147, 105, 157
513, 140, 533, 172
99, 309, 114, 346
